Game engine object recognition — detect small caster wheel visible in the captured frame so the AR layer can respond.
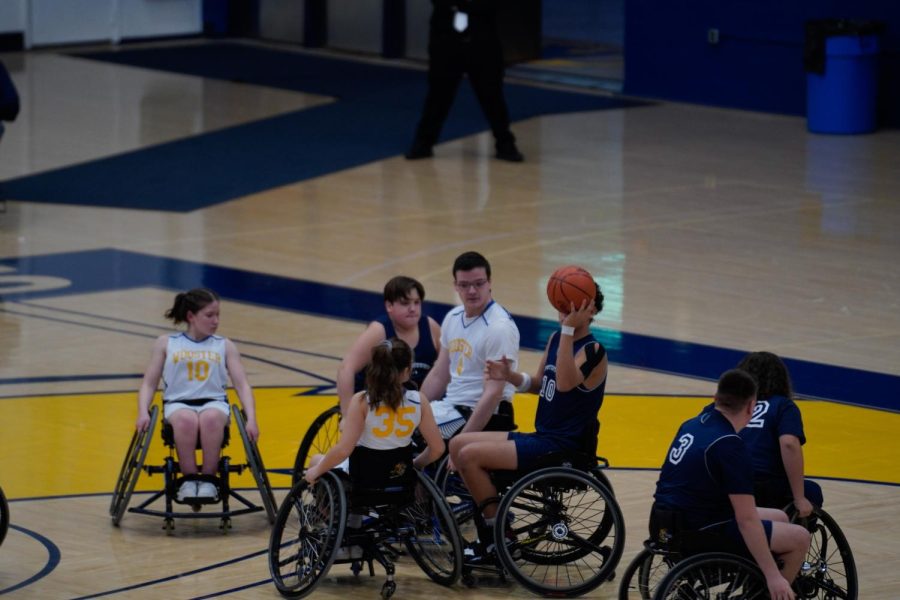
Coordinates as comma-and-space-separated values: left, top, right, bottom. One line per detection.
381, 581, 396, 599
350, 560, 362, 576
462, 573, 476, 588
163, 519, 174, 533
220, 517, 231, 531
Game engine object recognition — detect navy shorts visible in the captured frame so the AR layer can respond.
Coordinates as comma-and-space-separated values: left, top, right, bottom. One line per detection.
508, 432, 570, 470
701, 518, 774, 546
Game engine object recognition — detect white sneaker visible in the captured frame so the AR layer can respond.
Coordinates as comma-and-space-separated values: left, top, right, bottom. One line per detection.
334, 545, 363, 560
196, 481, 219, 500
176, 480, 198, 502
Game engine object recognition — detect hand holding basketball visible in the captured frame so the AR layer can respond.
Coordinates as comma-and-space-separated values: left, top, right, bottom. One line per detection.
547, 265, 596, 313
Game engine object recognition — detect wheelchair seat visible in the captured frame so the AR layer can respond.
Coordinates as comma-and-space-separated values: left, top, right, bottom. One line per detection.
110, 404, 276, 531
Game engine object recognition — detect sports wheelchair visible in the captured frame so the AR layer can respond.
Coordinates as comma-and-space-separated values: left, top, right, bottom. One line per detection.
617, 504, 857, 599
436, 425, 626, 597
292, 404, 341, 485
268, 461, 463, 599
109, 403, 276, 531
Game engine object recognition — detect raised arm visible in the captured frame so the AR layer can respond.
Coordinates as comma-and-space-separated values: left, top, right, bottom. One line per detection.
225, 338, 258, 441
136, 335, 167, 431
336, 321, 387, 414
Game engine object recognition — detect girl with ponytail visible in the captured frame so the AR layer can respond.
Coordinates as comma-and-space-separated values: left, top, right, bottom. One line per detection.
304, 338, 444, 487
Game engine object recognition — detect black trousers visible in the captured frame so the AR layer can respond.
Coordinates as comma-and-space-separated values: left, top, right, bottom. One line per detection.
412, 39, 515, 148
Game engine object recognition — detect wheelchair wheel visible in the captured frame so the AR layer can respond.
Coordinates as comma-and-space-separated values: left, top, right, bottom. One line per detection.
292, 405, 341, 485
110, 404, 158, 526
791, 507, 858, 600
653, 552, 766, 600
401, 470, 463, 586
495, 466, 625, 597
434, 454, 478, 546
268, 471, 346, 598
232, 404, 277, 524
0, 485, 8, 548
618, 547, 674, 599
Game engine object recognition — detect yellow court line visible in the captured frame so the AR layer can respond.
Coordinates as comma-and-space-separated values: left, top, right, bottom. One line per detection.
0, 390, 896, 499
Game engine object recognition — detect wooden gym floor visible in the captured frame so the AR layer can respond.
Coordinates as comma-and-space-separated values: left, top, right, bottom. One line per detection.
0, 40, 898, 598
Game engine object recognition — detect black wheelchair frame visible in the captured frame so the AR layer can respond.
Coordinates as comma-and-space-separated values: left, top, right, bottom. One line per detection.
268, 468, 463, 599
436, 449, 626, 597
109, 403, 276, 531
617, 505, 858, 600
0, 484, 8, 548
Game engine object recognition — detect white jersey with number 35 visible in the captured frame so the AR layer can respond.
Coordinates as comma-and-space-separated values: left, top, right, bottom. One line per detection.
358, 390, 423, 450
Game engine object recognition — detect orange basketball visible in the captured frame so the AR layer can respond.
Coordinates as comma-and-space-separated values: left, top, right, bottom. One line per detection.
547, 265, 596, 312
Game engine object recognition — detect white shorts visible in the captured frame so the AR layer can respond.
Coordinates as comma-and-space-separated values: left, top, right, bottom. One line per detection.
163, 399, 230, 421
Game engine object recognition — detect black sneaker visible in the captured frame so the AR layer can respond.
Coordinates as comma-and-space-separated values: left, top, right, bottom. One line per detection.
495, 141, 524, 162
405, 141, 434, 160
462, 540, 496, 566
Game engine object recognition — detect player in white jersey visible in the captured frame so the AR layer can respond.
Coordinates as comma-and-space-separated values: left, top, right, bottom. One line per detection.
304, 338, 444, 487
135, 288, 259, 502
421, 251, 520, 438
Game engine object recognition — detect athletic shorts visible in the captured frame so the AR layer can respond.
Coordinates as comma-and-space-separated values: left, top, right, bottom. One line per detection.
701, 518, 774, 546
163, 399, 230, 421
508, 431, 570, 470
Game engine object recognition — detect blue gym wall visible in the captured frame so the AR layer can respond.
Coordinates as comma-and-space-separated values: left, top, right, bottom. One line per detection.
624, 1, 900, 128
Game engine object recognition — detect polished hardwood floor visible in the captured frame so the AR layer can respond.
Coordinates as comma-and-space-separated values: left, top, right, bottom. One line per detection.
0, 40, 898, 598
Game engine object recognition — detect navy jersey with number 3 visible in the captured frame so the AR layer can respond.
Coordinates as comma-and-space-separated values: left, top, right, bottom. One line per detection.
654, 409, 755, 529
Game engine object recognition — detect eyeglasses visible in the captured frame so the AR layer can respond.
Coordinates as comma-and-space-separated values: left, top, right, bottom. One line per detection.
455, 279, 488, 291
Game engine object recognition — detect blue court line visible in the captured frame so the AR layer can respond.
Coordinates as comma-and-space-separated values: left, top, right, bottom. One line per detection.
0, 373, 141, 386
13, 299, 345, 362
1, 248, 898, 411
191, 579, 271, 599
69, 549, 269, 599
4, 42, 649, 211
0, 305, 331, 385
0, 524, 61, 595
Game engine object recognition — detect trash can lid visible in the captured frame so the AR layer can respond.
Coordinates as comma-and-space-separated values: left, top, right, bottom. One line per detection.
804, 19, 885, 74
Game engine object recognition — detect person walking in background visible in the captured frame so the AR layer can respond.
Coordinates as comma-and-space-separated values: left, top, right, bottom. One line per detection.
406, 0, 524, 162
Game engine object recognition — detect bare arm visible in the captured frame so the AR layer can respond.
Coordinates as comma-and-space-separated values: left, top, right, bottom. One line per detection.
413, 394, 445, 470
304, 392, 367, 483
420, 345, 451, 401
136, 336, 167, 431
780, 434, 812, 517
427, 316, 442, 356
460, 377, 506, 434
555, 300, 603, 391
336, 321, 387, 414
225, 338, 258, 441
484, 338, 551, 394
731, 494, 795, 599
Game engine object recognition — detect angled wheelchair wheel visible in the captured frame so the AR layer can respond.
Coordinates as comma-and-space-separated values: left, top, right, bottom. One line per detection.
402, 470, 463, 586
268, 471, 346, 598
434, 454, 478, 546
495, 466, 625, 597
110, 405, 158, 526
619, 547, 675, 600
653, 552, 766, 600
232, 404, 277, 524
791, 506, 858, 600
292, 405, 341, 485
0, 485, 8, 548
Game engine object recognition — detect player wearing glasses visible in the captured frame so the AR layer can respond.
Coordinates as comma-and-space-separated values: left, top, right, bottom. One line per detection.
420, 251, 520, 436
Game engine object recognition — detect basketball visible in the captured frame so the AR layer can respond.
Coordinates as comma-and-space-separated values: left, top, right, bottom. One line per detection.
547, 265, 596, 312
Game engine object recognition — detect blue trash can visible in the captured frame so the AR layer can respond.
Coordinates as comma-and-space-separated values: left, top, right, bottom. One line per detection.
805, 20, 883, 134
